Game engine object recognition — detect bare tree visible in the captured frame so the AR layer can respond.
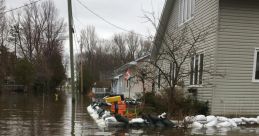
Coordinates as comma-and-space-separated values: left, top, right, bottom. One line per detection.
0, 0, 9, 86
138, 38, 152, 57
141, 10, 215, 115
80, 26, 98, 67
113, 33, 128, 64
135, 60, 155, 108
9, 0, 66, 91
126, 31, 139, 60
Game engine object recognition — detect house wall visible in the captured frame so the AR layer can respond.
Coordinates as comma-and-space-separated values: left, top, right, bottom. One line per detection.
156, 0, 219, 108
213, 0, 259, 115
112, 70, 140, 98
124, 62, 153, 99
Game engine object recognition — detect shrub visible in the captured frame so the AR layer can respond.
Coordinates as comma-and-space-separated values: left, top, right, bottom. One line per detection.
140, 92, 168, 114
139, 88, 209, 118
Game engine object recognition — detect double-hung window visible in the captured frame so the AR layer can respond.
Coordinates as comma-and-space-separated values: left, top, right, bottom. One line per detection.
190, 54, 204, 85
179, 0, 195, 25
170, 62, 177, 84
253, 49, 259, 81
158, 69, 161, 89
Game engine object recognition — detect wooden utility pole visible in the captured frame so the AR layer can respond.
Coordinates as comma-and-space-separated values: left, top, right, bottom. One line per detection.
67, 0, 75, 102
80, 43, 83, 93
67, 0, 76, 135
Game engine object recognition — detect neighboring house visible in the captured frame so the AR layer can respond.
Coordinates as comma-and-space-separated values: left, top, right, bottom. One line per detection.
152, 0, 259, 115
111, 55, 152, 99
92, 80, 111, 99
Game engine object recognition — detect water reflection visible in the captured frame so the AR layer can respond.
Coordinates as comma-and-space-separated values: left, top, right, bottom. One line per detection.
0, 92, 97, 136
1, 92, 259, 136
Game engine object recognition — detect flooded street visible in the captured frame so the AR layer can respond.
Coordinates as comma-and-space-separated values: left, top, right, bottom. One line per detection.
1, 91, 259, 136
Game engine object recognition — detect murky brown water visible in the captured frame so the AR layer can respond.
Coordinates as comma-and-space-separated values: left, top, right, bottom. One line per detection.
0, 91, 259, 136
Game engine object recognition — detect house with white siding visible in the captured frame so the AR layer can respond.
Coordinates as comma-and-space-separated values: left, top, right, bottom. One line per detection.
152, 0, 259, 115
111, 55, 152, 99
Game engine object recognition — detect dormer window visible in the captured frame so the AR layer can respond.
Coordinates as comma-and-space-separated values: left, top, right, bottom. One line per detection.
179, 0, 195, 25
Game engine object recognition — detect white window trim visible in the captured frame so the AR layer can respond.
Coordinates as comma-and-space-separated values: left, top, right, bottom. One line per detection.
252, 48, 259, 82
178, 0, 195, 26
189, 53, 204, 86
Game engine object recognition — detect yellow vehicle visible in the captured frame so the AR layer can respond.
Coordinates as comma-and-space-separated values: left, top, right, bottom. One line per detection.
104, 96, 121, 103
104, 95, 127, 115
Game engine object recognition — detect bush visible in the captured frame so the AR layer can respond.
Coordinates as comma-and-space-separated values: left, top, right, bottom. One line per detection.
180, 97, 209, 116
140, 92, 168, 114
139, 89, 209, 118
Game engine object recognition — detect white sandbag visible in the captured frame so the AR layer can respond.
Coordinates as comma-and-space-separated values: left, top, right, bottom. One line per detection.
192, 121, 203, 128
241, 117, 249, 122
206, 115, 216, 122
228, 119, 237, 127
217, 116, 229, 122
248, 118, 257, 124
232, 118, 242, 125
91, 112, 99, 120
101, 111, 111, 119
204, 119, 217, 127
195, 115, 206, 121
129, 118, 145, 123
184, 116, 195, 123
158, 112, 167, 119
87, 105, 94, 114
257, 116, 259, 124
216, 121, 231, 128
105, 116, 117, 123
96, 118, 106, 128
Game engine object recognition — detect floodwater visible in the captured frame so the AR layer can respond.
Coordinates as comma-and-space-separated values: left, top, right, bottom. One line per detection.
0, 91, 259, 136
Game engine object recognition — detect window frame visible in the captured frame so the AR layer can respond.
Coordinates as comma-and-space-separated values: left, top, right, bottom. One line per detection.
179, 0, 195, 26
189, 53, 204, 86
252, 48, 259, 82
158, 69, 161, 89
170, 62, 177, 85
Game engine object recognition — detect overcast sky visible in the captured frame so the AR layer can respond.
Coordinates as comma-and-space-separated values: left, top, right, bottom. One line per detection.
6, 0, 165, 53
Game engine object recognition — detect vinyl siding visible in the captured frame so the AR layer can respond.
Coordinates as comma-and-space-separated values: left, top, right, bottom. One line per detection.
157, 0, 219, 109
213, 0, 259, 115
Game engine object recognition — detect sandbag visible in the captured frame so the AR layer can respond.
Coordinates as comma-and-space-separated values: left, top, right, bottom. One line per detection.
115, 114, 129, 124
148, 114, 160, 123
161, 118, 175, 127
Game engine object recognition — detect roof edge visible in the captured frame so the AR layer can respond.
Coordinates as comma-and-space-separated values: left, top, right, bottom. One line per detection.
151, 0, 175, 59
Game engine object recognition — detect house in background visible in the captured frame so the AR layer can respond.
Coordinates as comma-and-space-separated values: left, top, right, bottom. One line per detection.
111, 55, 152, 99
92, 80, 112, 99
152, 0, 259, 115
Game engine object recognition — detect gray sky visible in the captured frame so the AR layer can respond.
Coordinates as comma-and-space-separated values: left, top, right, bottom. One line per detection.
6, 0, 165, 53
6, 0, 165, 76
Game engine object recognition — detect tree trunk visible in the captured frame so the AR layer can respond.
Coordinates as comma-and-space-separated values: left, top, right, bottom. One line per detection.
167, 86, 175, 118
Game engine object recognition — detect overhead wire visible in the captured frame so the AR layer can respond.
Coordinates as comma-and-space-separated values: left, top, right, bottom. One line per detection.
75, 0, 150, 39
1, 0, 43, 14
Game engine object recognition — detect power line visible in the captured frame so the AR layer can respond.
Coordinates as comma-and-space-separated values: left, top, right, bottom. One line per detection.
1, 0, 43, 14
75, 0, 149, 39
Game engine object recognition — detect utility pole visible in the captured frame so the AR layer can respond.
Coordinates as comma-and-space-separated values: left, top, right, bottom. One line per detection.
67, 0, 76, 135
80, 43, 83, 94
67, 0, 75, 102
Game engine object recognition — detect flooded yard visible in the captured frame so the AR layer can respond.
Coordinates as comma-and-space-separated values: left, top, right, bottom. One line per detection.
0, 91, 259, 136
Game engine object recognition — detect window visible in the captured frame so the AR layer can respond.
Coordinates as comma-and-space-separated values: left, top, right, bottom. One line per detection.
253, 49, 259, 81
158, 69, 161, 89
170, 62, 177, 84
190, 54, 204, 85
179, 0, 195, 25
